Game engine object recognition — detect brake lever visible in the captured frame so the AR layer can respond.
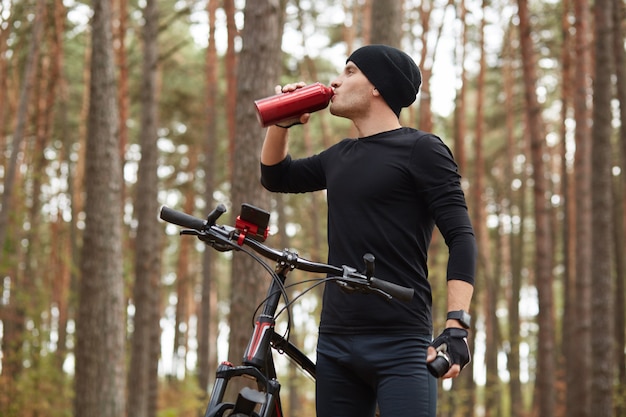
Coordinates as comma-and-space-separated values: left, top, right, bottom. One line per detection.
181, 228, 236, 252
181, 229, 201, 237
336, 266, 359, 294
336, 276, 393, 301
336, 280, 357, 294
370, 287, 393, 301
336, 264, 393, 301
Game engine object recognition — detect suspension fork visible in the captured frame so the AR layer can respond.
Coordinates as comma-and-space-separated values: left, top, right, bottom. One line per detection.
204, 256, 294, 417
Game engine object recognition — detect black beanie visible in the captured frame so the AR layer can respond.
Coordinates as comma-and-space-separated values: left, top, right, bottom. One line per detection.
347, 44, 421, 117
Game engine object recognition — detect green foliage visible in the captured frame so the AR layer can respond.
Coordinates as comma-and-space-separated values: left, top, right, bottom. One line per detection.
6, 354, 73, 417
157, 377, 207, 417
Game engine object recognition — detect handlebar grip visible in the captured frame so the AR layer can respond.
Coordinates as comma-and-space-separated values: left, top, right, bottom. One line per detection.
369, 277, 414, 303
160, 206, 207, 231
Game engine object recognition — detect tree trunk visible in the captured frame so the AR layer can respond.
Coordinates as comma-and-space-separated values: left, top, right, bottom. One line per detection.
474, 4, 498, 417
226, 0, 284, 394
456, 3, 488, 416
114, 0, 129, 184
369, 0, 402, 46
569, 0, 593, 414
198, 0, 220, 393
611, 0, 626, 410
453, 0, 468, 174
611, 158, 626, 417
416, 2, 433, 132
0, 1, 45, 412
74, 0, 126, 415
517, 1, 556, 416
559, 2, 576, 417
128, 0, 161, 415
501, 20, 525, 417
0, 0, 45, 263
172, 188, 195, 378
590, 0, 615, 414
49, 0, 71, 373
224, 0, 237, 180
0, 11, 10, 135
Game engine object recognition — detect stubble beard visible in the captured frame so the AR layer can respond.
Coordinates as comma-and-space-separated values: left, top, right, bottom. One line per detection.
329, 92, 370, 120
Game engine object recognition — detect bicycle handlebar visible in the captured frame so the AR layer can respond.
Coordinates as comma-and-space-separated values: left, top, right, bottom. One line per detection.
160, 205, 209, 230
159, 205, 414, 303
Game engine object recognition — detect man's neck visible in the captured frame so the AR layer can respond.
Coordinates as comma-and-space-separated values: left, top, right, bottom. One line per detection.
353, 113, 402, 138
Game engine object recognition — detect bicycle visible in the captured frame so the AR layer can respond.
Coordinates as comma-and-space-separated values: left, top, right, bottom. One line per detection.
160, 202, 415, 417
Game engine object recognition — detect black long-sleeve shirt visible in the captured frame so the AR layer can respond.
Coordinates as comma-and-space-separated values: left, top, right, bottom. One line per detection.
261, 127, 477, 335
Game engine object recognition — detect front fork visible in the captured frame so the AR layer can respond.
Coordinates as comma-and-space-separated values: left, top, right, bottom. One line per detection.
205, 261, 292, 417
204, 361, 281, 417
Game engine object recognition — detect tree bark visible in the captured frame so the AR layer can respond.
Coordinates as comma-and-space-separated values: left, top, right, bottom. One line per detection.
473, 3, 497, 416
501, 20, 525, 417
74, 0, 126, 415
128, 0, 161, 415
453, 0, 468, 174
227, 0, 283, 391
369, 0, 402, 46
590, 0, 615, 414
224, 0, 237, 181
517, 1, 556, 416
0, 0, 45, 263
611, 0, 626, 410
569, 0, 593, 414
198, 0, 220, 393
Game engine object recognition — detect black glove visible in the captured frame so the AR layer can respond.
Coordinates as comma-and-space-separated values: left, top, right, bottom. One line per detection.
427, 328, 471, 378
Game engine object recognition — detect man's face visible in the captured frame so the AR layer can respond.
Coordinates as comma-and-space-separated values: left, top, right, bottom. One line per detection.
329, 62, 376, 120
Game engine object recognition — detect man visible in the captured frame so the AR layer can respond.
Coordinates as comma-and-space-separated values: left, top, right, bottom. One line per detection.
260, 44, 477, 417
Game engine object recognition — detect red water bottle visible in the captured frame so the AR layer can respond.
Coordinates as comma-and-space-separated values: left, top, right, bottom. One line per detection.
254, 83, 334, 127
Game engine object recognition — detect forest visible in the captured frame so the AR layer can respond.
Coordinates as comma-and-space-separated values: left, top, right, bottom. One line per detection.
0, 0, 625, 416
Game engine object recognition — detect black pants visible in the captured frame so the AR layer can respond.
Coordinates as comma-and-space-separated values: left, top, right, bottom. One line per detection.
315, 333, 437, 417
